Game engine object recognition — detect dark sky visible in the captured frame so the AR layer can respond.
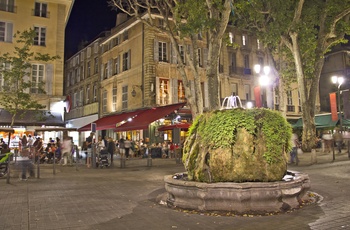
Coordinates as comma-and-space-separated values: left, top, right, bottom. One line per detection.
65, 0, 117, 60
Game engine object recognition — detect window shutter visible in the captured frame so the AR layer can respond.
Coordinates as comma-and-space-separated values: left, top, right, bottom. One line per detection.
6, 23, 13, 42
203, 48, 208, 67
127, 50, 131, 69
45, 64, 53, 95
156, 77, 160, 105
100, 64, 104, 80
108, 59, 112, 77
204, 81, 209, 108
154, 39, 159, 61
171, 43, 177, 64
171, 78, 178, 103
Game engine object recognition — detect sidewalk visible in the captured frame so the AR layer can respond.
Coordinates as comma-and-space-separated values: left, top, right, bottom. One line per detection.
294, 148, 349, 166
1, 156, 350, 229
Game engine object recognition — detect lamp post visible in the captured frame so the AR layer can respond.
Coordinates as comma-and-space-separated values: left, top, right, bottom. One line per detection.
254, 64, 271, 108
331, 75, 345, 131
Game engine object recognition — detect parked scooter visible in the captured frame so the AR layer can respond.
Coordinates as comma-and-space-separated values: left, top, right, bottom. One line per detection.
0, 151, 13, 178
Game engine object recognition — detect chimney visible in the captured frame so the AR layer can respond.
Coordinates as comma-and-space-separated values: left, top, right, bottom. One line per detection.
116, 13, 128, 26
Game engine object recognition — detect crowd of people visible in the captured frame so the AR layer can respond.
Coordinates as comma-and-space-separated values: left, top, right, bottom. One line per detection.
83, 132, 183, 168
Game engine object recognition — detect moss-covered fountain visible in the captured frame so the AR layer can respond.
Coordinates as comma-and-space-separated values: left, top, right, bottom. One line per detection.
164, 104, 310, 213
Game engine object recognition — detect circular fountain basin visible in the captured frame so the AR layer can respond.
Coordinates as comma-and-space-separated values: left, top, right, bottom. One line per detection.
164, 171, 310, 213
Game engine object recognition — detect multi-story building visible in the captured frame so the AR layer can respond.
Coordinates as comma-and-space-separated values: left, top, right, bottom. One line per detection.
64, 13, 306, 144
0, 0, 74, 136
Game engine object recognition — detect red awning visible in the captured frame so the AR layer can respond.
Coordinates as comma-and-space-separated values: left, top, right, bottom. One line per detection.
78, 110, 143, 132
158, 123, 191, 131
115, 102, 186, 132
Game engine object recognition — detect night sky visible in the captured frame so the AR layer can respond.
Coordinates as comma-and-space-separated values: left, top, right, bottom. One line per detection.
65, 0, 117, 60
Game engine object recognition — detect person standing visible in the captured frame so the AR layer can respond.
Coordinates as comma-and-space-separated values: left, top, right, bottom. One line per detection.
119, 136, 125, 158
333, 129, 343, 154
62, 136, 72, 166
107, 138, 116, 164
124, 138, 131, 159
86, 132, 94, 168
290, 131, 300, 164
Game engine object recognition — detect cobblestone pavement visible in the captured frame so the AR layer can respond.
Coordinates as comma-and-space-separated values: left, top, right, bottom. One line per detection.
0, 151, 349, 230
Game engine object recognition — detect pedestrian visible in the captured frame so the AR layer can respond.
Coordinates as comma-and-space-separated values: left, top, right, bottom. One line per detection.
119, 136, 125, 158
85, 132, 94, 168
107, 137, 115, 164
61, 136, 72, 165
333, 128, 343, 153
322, 131, 333, 153
290, 131, 300, 164
124, 138, 131, 159
18, 147, 35, 181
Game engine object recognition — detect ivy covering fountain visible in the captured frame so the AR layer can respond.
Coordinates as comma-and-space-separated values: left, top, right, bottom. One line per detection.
164, 96, 310, 213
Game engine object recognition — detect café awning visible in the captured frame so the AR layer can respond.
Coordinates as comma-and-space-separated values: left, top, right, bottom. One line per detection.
292, 113, 338, 129
78, 110, 144, 132
115, 102, 186, 132
0, 109, 64, 126
158, 123, 191, 131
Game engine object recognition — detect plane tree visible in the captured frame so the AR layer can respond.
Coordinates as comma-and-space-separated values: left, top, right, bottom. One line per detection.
108, 0, 233, 118
232, 0, 350, 150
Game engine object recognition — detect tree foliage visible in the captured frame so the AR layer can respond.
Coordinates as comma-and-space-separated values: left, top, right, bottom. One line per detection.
108, 0, 232, 117
232, 0, 350, 150
0, 29, 59, 127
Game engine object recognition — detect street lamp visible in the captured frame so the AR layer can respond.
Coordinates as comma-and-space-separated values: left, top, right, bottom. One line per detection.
332, 75, 345, 131
254, 64, 271, 108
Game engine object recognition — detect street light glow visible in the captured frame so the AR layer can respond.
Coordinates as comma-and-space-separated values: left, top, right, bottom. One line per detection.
332, 75, 345, 87
259, 75, 270, 86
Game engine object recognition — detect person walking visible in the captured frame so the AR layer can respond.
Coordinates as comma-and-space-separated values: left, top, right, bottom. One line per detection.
86, 132, 94, 168
107, 138, 116, 165
119, 136, 125, 158
62, 136, 72, 166
124, 138, 131, 159
290, 131, 300, 164
333, 129, 343, 154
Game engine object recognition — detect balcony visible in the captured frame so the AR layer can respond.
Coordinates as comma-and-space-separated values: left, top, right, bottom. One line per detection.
32, 9, 50, 18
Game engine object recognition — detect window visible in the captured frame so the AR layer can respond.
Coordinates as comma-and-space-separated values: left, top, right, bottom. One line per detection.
244, 84, 250, 100
34, 26, 46, 46
122, 86, 128, 109
231, 83, 238, 96
79, 89, 83, 106
178, 80, 186, 102
122, 50, 130, 71
159, 78, 169, 105
123, 30, 128, 41
31, 64, 44, 94
87, 61, 91, 77
287, 90, 293, 105
242, 35, 247, 46
179, 45, 184, 63
0, 21, 13, 42
104, 63, 108, 79
244, 55, 250, 69
158, 41, 167, 62
102, 90, 107, 113
86, 85, 90, 104
94, 57, 98, 74
197, 48, 202, 67
229, 32, 234, 44
34, 2, 47, 18
230, 53, 236, 74
0, 0, 15, 12
114, 57, 120, 74
113, 36, 120, 46
93, 85, 97, 102
112, 87, 117, 111
75, 68, 79, 83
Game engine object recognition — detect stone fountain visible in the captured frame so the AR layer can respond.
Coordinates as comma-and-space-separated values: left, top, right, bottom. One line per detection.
163, 96, 310, 213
